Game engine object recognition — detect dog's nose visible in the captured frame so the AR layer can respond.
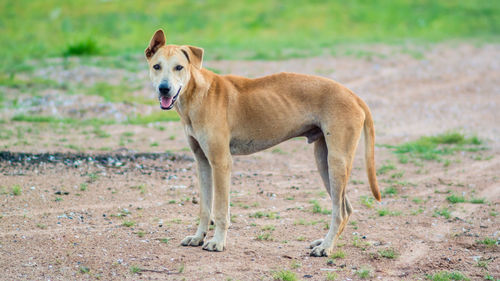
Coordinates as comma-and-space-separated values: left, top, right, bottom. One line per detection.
158, 82, 171, 95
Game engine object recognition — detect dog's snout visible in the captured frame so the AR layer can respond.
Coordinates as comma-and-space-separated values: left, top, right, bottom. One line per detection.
158, 82, 171, 95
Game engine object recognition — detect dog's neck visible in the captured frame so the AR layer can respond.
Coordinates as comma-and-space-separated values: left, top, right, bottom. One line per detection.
175, 67, 215, 124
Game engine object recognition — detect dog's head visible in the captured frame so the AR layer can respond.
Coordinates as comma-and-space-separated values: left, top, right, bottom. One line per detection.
145, 29, 204, 110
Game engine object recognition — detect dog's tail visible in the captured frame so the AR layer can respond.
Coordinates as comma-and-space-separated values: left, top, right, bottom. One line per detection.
360, 100, 381, 201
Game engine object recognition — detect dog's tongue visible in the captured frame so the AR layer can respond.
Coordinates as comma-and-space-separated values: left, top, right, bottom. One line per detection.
160, 96, 173, 109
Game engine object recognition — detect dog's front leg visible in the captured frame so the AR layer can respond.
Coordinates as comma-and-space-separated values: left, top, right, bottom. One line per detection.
202, 143, 232, 252
181, 137, 212, 247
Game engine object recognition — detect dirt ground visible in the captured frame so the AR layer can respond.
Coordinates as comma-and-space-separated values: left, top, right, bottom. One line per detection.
0, 44, 499, 280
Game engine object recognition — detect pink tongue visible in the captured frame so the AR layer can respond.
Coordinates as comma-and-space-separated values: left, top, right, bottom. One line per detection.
160, 96, 173, 108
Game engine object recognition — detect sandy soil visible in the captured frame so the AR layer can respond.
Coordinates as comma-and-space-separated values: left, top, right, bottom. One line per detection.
0, 44, 499, 280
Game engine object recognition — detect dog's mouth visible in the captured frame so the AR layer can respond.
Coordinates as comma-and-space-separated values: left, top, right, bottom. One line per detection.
159, 87, 181, 110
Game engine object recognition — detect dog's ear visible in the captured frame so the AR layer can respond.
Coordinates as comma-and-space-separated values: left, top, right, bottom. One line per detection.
180, 46, 204, 69
145, 29, 166, 59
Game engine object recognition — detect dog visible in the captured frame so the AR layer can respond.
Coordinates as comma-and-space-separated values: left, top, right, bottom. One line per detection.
145, 29, 380, 257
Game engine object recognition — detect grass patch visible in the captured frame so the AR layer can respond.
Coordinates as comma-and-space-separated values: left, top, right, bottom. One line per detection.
64, 38, 100, 56
476, 237, 496, 246
377, 162, 396, 175
1, 1, 499, 73
377, 208, 402, 216
272, 270, 297, 281
130, 184, 147, 194
355, 267, 372, 279
382, 186, 398, 197
378, 248, 399, 259
310, 199, 330, 215
79, 266, 90, 274
426, 271, 470, 281
250, 211, 279, 219
469, 197, 485, 204
122, 220, 136, 227
129, 265, 142, 274
384, 132, 484, 162
256, 232, 273, 241
326, 272, 338, 280
412, 197, 423, 204
11, 185, 22, 196
159, 238, 170, 244
329, 250, 346, 259
360, 195, 375, 208
86, 82, 153, 105
79, 183, 88, 191
127, 111, 180, 124
446, 194, 466, 204
12, 114, 115, 126
434, 208, 451, 219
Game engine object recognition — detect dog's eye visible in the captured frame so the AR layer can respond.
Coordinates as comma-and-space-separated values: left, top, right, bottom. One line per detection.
153, 64, 161, 70
175, 65, 184, 71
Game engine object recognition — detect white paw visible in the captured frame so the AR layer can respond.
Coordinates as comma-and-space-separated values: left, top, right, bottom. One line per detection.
202, 238, 225, 252
310, 243, 333, 257
180, 235, 205, 247
309, 239, 324, 249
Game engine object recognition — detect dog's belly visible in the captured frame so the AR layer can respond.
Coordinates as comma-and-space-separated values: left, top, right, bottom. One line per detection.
229, 138, 279, 155
229, 126, 322, 155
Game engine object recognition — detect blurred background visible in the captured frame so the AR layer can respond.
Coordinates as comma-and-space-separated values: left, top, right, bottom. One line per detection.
1, 0, 498, 70
0, 0, 498, 137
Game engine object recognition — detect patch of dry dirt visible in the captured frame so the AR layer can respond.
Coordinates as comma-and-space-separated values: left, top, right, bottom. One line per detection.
0, 44, 499, 280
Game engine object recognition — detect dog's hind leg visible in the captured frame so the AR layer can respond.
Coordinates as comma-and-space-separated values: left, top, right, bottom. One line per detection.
181, 137, 213, 247
310, 122, 362, 257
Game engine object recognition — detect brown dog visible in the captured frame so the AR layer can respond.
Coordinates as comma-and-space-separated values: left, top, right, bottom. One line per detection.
145, 29, 380, 256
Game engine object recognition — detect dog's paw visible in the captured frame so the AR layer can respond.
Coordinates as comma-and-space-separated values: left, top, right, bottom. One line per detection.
202, 238, 225, 252
309, 239, 324, 249
180, 235, 204, 247
310, 243, 332, 257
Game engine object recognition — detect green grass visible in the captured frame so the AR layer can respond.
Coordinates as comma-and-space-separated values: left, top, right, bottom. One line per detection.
86, 82, 154, 105
476, 237, 496, 246
127, 111, 180, 124
122, 220, 136, 227
385, 132, 484, 162
1, 1, 499, 73
377, 208, 402, 216
256, 232, 273, 241
360, 195, 375, 208
130, 184, 147, 194
129, 265, 142, 274
469, 197, 485, 204
272, 270, 297, 281
447, 194, 466, 204
79, 266, 90, 274
329, 250, 346, 259
426, 271, 470, 281
79, 183, 88, 191
250, 211, 279, 219
378, 248, 399, 259
310, 199, 330, 214
377, 162, 396, 175
434, 208, 451, 219
11, 111, 180, 125
382, 186, 398, 197
11, 185, 22, 196
326, 272, 338, 280
0, 74, 62, 91
64, 38, 101, 56
356, 267, 372, 279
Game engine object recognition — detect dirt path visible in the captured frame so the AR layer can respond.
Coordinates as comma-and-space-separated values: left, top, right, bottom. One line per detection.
0, 44, 499, 280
